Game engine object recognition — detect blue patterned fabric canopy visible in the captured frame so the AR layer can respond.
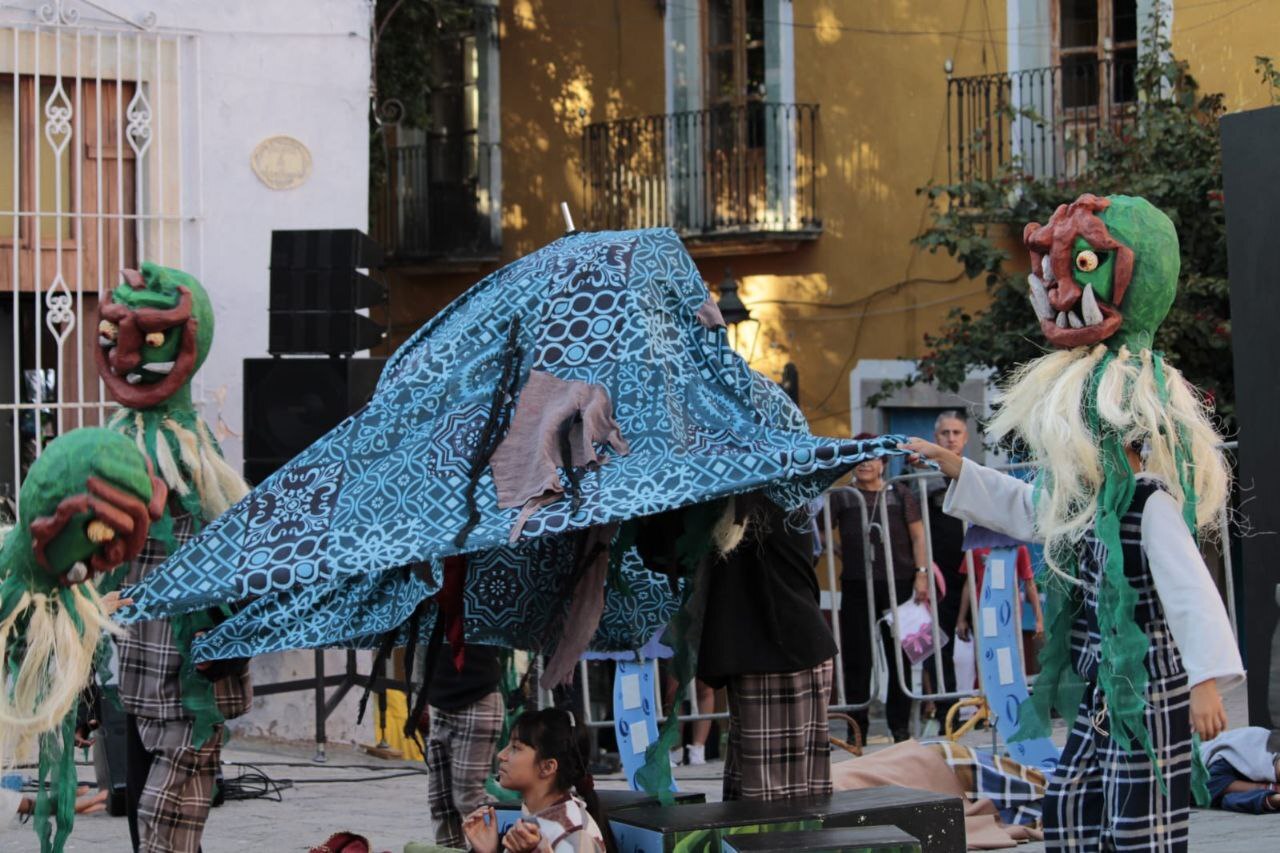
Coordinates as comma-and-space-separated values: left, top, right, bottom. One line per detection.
122, 228, 904, 660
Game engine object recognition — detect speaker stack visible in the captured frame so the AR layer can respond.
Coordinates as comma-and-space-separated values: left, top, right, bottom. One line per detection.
243, 229, 389, 485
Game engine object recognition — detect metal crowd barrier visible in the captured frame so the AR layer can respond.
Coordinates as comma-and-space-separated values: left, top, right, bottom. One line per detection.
570, 445, 1241, 738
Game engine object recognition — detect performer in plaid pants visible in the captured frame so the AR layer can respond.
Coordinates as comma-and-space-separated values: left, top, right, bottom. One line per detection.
119, 515, 252, 853
909, 442, 1245, 853
697, 495, 839, 802
424, 643, 505, 847
1041, 484, 1195, 850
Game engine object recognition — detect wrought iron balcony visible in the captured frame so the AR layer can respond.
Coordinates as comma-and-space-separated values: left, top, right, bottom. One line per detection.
372, 138, 501, 263
583, 102, 821, 244
947, 57, 1138, 198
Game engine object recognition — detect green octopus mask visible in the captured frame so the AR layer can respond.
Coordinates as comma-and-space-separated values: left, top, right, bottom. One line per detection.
3, 428, 165, 592
95, 262, 215, 410
1024, 193, 1180, 353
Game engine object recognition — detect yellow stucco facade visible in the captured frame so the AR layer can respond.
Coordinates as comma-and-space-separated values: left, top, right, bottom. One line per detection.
386, 0, 1274, 439
1173, 0, 1280, 112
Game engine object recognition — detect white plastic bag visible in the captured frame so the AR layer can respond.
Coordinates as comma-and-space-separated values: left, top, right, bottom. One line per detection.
893, 600, 948, 665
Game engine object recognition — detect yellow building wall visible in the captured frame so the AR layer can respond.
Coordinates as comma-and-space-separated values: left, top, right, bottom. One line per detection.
703, 1, 1007, 437
387, 0, 666, 340
1172, 0, 1280, 113
390, 1, 1278, 439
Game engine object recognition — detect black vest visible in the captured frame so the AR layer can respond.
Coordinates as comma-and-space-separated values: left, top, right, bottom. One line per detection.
1069, 480, 1185, 683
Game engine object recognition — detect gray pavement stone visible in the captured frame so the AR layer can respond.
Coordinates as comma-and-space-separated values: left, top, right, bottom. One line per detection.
5, 681, 1263, 851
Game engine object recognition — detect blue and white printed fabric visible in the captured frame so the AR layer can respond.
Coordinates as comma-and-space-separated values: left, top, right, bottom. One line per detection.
122, 228, 903, 660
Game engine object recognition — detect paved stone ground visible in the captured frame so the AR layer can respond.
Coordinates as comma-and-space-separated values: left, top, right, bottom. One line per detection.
10, 682, 1266, 852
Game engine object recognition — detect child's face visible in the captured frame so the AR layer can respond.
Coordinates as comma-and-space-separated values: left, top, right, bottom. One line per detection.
497, 737, 554, 792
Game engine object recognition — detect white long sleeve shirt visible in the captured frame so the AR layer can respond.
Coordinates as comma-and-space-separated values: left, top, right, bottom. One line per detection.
943, 459, 1245, 693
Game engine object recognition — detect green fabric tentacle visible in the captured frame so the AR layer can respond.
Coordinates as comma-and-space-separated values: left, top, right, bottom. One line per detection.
1015, 352, 1212, 796
110, 404, 228, 748
634, 499, 725, 803
32, 714, 78, 853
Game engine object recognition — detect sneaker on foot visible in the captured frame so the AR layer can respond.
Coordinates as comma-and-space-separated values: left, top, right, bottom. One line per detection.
687, 744, 706, 765
669, 747, 684, 767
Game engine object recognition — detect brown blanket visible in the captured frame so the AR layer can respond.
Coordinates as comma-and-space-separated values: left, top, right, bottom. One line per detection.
831, 740, 1044, 850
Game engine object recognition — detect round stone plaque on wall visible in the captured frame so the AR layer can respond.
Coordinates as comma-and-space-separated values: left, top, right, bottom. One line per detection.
251, 135, 312, 190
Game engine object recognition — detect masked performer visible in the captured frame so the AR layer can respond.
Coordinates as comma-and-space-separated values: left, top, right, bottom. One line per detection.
96, 263, 252, 853
1, 428, 165, 852
905, 194, 1243, 852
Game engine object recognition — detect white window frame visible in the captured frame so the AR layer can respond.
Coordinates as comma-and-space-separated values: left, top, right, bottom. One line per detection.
663, 0, 797, 231
849, 359, 1001, 467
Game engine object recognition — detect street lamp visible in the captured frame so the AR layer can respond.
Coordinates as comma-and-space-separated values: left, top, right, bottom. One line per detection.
715, 267, 758, 358
716, 267, 751, 328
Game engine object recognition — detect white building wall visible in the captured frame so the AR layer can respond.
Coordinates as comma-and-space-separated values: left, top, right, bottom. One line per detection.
0, 0, 376, 745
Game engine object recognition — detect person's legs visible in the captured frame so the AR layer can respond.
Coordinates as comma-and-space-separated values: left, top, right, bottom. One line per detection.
722, 679, 744, 802
1021, 630, 1042, 676
1042, 692, 1105, 852
425, 708, 459, 846
687, 680, 715, 765
721, 663, 833, 802
133, 719, 222, 853
446, 693, 505, 831
804, 660, 834, 797
880, 618, 911, 740
880, 578, 915, 741
125, 714, 155, 853
660, 664, 685, 766
1101, 674, 1192, 851
839, 579, 873, 736
933, 591, 963, 724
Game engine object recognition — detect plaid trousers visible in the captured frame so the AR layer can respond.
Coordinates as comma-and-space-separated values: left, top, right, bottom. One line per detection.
1044, 672, 1192, 852
929, 741, 1047, 827
723, 658, 834, 802
126, 716, 224, 853
426, 691, 505, 847
1043, 488, 1195, 852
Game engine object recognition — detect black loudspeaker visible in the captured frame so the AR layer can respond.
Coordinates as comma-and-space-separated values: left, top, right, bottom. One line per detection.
268, 312, 387, 356
268, 229, 388, 356
269, 269, 386, 312
270, 228, 385, 270
242, 357, 386, 484
1222, 105, 1280, 729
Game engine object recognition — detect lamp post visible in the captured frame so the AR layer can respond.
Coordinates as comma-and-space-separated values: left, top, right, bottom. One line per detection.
717, 268, 751, 351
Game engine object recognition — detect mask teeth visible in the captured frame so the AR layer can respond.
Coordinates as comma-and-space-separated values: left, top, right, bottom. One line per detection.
1081, 285, 1105, 327
1027, 274, 1053, 321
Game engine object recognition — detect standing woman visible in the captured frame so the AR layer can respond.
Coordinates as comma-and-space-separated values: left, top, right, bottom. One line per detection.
826, 433, 930, 742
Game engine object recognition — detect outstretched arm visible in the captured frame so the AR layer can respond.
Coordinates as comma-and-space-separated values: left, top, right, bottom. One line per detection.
900, 439, 1039, 542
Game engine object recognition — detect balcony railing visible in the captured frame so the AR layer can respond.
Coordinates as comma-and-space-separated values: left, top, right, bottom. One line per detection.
947, 57, 1138, 199
583, 102, 821, 241
372, 138, 500, 263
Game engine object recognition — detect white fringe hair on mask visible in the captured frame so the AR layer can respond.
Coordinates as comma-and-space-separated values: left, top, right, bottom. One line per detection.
986, 344, 1230, 580
712, 499, 751, 555
109, 409, 250, 520
0, 583, 119, 786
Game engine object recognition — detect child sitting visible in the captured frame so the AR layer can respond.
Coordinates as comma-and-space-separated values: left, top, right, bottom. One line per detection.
463, 709, 612, 853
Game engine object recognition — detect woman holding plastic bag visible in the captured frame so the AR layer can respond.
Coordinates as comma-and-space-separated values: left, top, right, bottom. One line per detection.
823, 434, 930, 743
